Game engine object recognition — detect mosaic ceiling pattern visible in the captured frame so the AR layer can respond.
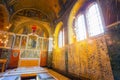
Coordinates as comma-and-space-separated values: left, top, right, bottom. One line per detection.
0, 0, 73, 34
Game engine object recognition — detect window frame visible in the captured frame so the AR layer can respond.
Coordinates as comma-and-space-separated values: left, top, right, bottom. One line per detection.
73, 2, 105, 41
58, 27, 65, 48
74, 13, 87, 41
85, 2, 104, 37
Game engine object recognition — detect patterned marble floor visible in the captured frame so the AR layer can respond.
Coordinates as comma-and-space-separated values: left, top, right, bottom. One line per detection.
46, 68, 70, 80
0, 67, 70, 80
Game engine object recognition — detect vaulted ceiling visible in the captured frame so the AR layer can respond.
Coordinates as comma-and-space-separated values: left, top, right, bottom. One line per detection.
0, 0, 73, 36
8, 0, 62, 21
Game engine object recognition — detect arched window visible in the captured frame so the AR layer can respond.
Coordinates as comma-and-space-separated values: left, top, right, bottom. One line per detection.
58, 28, 64, 48
73, 2, 104, 41
86, 3, 104, 36
74, 14, 87, 41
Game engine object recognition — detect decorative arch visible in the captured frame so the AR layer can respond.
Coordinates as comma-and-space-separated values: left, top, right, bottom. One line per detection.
10, 8, 51, 22
68, 0, 86, 44
54, 21, 63, 48
9, 18, 52, 37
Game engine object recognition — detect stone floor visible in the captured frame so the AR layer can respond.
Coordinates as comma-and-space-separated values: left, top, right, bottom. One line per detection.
0, 67, 70, 80
46, 68, 70, 80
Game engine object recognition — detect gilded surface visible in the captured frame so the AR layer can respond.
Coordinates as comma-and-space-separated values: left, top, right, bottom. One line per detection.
53, 36, 114, 80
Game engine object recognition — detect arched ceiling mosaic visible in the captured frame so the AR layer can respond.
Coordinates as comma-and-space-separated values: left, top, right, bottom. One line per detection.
9, 16, 51, 37
4, 0, 73, 21
0, 0, 73, 35
12, 9, 50, 22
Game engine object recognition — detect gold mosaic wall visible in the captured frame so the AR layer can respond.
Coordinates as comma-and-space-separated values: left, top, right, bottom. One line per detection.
52, 48, 66, 72
52, 36, 114, 80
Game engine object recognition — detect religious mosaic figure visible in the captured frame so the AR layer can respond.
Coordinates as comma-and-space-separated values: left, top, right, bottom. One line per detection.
21, 36, 27, 49
28, 35, 37, 49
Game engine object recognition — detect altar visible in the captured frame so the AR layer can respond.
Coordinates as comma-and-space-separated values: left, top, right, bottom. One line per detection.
0, 31, 53, 68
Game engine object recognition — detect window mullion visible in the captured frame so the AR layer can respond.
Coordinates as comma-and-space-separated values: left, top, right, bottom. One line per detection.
84, 13, 89, 39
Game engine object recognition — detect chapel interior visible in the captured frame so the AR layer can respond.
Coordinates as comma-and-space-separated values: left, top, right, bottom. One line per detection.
0, 0, 120, 80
